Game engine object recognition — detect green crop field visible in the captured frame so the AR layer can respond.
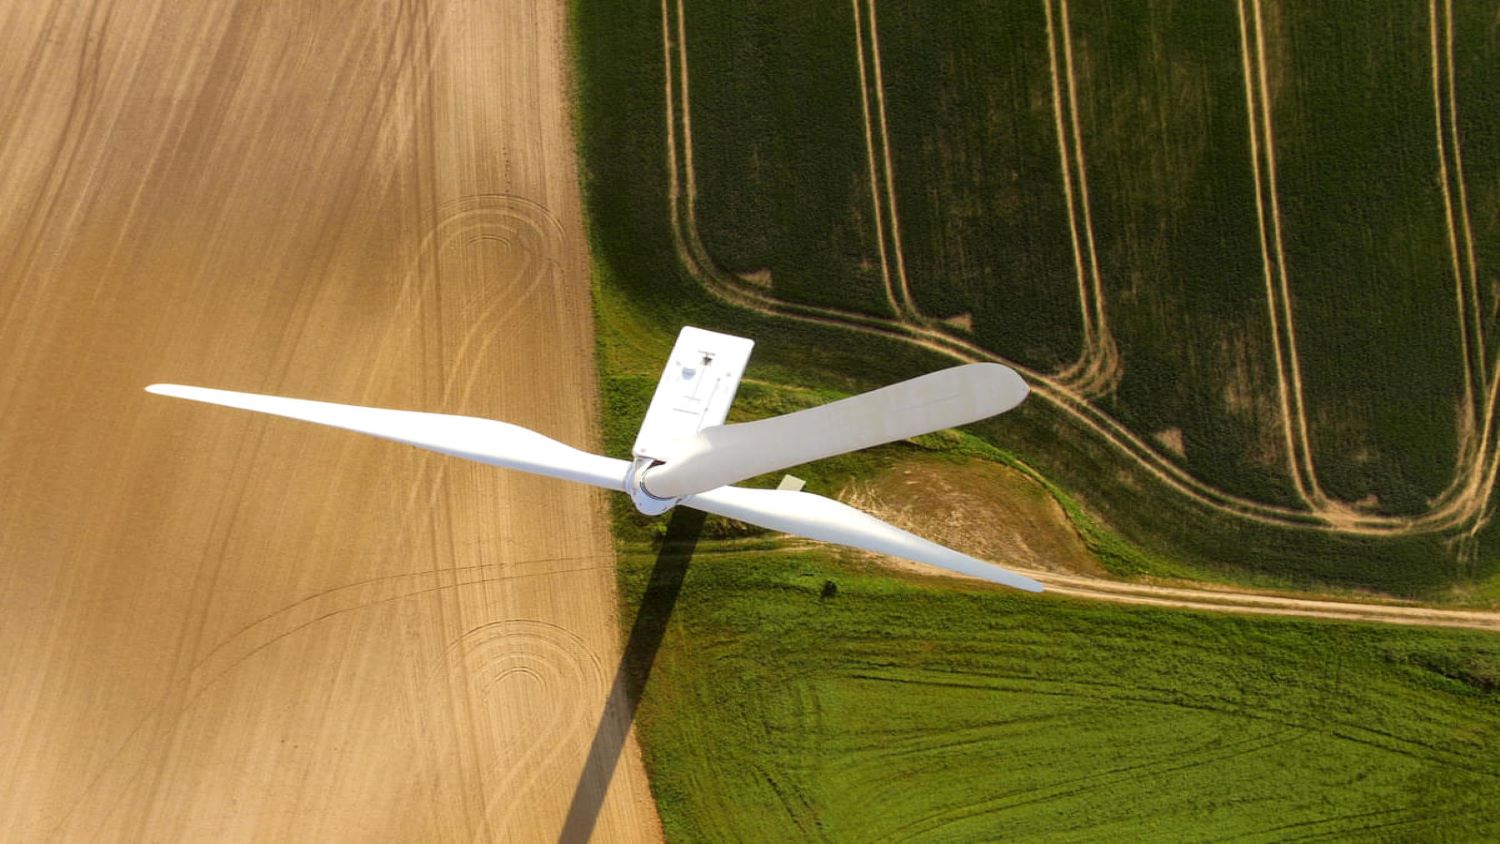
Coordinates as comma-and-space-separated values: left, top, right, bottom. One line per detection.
589, 291, 1500, 838
617, 544, 1500, 840
572, 3, 1500, 836
686, 1, 894, 318
875, 0, 1084, 372
572, 0, 1500, 597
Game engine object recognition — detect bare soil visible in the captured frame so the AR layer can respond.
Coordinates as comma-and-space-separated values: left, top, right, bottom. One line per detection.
0, 1, 658, 840
842, 457, 1106, 577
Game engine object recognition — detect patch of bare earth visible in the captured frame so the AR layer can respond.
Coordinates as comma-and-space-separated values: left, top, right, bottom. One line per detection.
842, 457, 1106, 577
942, 312, 974, 332
1152, 428, 1186, 459
0, 1, 659, 840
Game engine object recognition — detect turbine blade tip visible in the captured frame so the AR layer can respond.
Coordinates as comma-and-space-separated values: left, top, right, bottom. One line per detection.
145, 383, 192, 397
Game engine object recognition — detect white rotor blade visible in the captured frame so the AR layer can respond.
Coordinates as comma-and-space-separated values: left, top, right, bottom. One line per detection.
643, 363, 1028, 499
683, 485, 1044, 593
146, 385, 631, 490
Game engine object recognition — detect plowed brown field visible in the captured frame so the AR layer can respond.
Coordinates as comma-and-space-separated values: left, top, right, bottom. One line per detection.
0, 1, 658, 840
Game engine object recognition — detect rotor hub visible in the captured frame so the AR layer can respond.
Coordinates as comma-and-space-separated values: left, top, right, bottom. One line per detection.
626, 458, 678, 516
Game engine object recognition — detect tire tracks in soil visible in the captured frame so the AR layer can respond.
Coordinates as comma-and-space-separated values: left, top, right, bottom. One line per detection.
1042, 0, 1120, 397
659, 0, 1500, 541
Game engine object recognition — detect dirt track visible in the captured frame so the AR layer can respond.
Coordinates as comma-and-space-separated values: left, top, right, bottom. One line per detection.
0, 1, 658, 840
875, 548, 1500, 632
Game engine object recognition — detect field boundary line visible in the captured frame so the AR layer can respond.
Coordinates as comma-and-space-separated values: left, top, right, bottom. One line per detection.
672, 0, 712, 281
834, 542, 1500, 631
1432, 0, 1486, 455
660, 0, 693, 276
1035, 573, 1500, 632
1442, 0, 1485, 385
802, 539, 1500, 631
1042, 0, 1095, 380
1432, 0, 1482, 480
1236, 0, 1310, 508
1251, 0, 1317, 500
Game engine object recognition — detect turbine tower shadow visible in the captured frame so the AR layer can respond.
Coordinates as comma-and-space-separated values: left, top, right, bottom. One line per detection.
558, 507, 706, 843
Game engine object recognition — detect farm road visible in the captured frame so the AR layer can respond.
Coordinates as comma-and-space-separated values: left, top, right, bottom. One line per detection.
1033, 571, 1500, 633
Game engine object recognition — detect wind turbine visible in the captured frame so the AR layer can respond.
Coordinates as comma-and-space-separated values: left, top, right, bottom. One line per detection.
147, 326, 1043, 592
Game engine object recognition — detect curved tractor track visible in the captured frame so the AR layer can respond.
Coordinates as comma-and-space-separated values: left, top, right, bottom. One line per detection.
660, 0, 1499, 542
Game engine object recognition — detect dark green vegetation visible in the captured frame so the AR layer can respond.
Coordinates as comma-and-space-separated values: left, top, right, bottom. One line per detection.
874, 0, 1082, 370
686, 1, 892, 317
1046, 0, 1299, 509
1270, 1, 1463, 510
573, 0, 1500, 597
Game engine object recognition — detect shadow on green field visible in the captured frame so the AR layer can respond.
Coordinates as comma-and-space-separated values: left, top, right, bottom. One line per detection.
559, 508, 706, 843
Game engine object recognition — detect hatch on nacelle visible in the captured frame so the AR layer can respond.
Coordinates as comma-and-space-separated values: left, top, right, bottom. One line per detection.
631, 326, 754, 463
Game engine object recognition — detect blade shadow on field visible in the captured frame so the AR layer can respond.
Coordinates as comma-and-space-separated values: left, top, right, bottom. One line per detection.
558, 507, 706, 844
